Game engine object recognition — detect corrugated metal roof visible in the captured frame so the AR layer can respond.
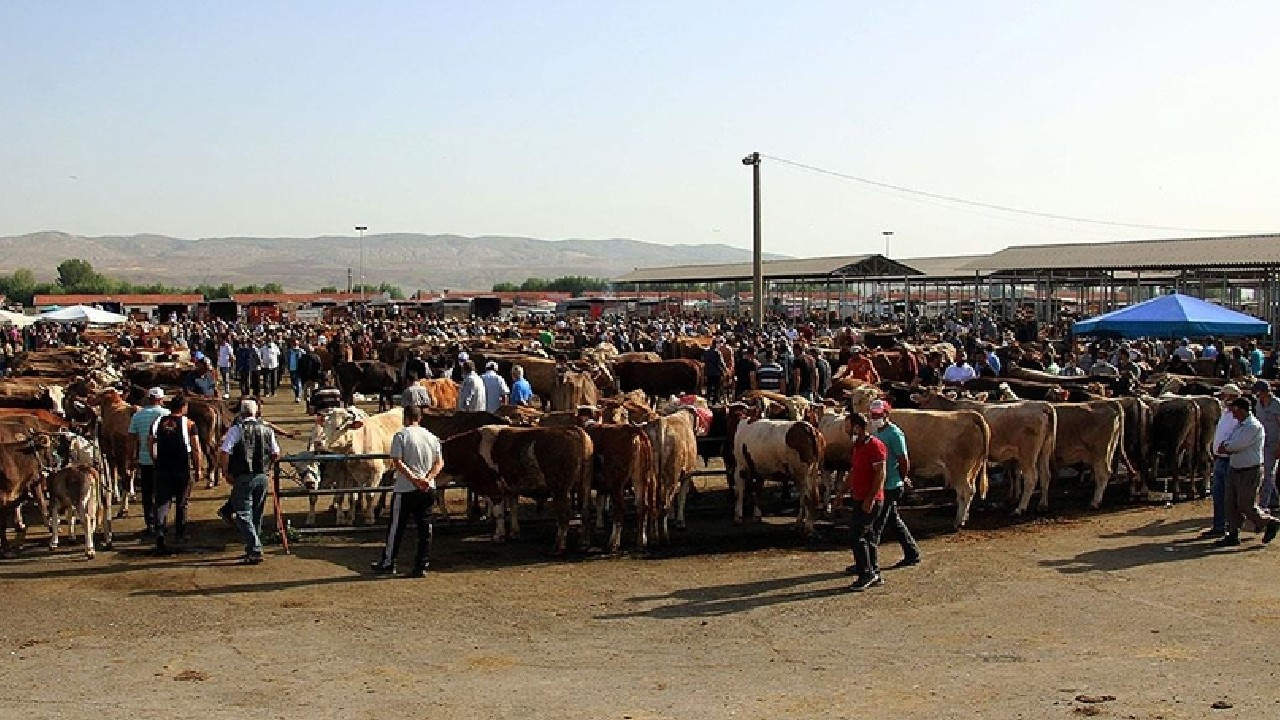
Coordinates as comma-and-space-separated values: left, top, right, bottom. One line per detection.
896, 255, 994, 279
962, 234, 1280, 272
33, 293, 203, 306
614, 254, 922, 283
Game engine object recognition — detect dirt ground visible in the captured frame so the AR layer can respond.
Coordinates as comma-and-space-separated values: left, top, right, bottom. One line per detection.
2, 392, 1279, 720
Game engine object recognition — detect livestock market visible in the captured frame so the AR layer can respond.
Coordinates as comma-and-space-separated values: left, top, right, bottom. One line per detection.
4, 233, 1280, 717
12, 4, 1280, 715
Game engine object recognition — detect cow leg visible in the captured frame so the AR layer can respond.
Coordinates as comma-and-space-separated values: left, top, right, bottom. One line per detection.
1014, 464, 1038, 515
551, 492, 570, 555
47, 499, 61, 551
98, 470, 113, 550
306, 494, 319, 527
608, 489, 624, 553
953, 477, 976, 530
1089, 461, 1111, 509
362, 490, 377, 525
733, 470, 747, 525
80, 492, 96, 559
490, 498, 507, 542
675, 476, 691, 530
508, 496, 522, 539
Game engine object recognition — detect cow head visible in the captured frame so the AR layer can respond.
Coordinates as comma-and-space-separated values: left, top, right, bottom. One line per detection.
313, 406, 369, 454
844, 384, 880, 415
40, 385, 67, 417
290, 459, 322, 490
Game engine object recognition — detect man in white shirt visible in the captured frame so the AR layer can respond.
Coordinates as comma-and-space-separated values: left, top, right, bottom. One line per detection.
372, 406, 443, 577
259, 339, 281, 397
1215, 396, 1280, 546
942, 357, 976, 385
1172, 339, 1196, 364
1202, 384, 1241, 538
480, 361, 510, 413
217, 338, 234, 399
456, 360, 487, 412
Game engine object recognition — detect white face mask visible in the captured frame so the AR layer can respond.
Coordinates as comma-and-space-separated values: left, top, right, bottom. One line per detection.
871, 418, 887, 430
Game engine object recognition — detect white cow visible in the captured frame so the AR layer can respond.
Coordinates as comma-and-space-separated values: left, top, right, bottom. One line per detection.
309, 407, 403, 525
731, 418, 824, 534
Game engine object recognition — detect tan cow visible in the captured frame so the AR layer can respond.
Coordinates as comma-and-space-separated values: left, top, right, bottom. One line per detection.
912, 389, 1057, 515
96, 390, 136, 518
847, 385, 990, 528
551, 369, 599, 411
1050, 400, 1127, 509
643, 407, 699, 543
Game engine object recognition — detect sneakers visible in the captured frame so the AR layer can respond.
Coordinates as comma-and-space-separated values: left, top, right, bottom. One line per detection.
892, 555, 922, 569
1212, 535, 1242, 547
844, 564, 862, 576
238, 553, 264, 565
370, 562, 397, 576
1198, 528, 1225, 539
409, 565, 429, 578
217, 506, 234, 528
848, 574, 883, 592
1263, 519, 1280, 544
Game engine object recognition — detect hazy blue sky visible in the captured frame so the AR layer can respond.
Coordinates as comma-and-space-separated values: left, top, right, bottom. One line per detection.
4, 2, 1279, 259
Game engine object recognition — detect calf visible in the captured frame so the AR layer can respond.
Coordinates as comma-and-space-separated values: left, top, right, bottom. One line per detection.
644, 408, 700, 543
583, 423, 656, 551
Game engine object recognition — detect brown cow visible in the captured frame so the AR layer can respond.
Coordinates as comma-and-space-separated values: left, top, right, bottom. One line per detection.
583, 423, 657, 551
614, 359, 703, 401
440, 426, 593, 553
417, 378, 459, 409
1050, 400, 1128, 509
643, 407, 699, 543
0, 433, 58, 556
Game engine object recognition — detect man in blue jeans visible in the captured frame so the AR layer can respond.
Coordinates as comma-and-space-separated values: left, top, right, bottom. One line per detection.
1202, 383, 1241, 538
217, 400, 279, 564
869, 400, 922, 567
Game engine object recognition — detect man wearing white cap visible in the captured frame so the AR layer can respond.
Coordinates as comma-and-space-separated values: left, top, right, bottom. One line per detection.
1202, 383, 1241, 538
480, 361, 509, 413
868, 399, 922, 568
127, 387, 170, 537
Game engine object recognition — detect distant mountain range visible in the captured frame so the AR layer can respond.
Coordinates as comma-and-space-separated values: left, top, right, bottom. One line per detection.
0, 231, 788, 292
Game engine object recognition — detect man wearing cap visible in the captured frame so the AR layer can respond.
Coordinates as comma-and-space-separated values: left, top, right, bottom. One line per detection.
480, 361, 510, 413
1252, 380, 1280, 509
217, 399, 280, 564
868, 400, 922, 568
1203, 383, 1242, 538
127, 387, 171, 537
844, 411, 887, 591
1214, 396, 1280, 547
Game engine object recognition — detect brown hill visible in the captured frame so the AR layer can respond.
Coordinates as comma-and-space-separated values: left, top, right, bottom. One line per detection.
0, 232, 786, 292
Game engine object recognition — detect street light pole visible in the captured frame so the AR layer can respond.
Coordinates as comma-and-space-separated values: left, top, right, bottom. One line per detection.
742, 152, 762, 326
355, 226, 368, 303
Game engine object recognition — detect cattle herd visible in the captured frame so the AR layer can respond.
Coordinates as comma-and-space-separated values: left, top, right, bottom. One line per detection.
0, 323, 1266, 564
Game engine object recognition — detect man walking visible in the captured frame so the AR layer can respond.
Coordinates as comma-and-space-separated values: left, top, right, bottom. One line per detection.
1214, 396, 1280, 547
217, 399, 280, 564
217, 336, 234, 399
149, 395, 202, 553
845, 411, 887, 591
868, 400, 922, 568
372, 405, 443, 578
1202, 384, 1241, 539
127, 387, 170, 537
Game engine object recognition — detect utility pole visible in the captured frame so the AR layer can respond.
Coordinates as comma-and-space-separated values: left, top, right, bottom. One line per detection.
883, 230, 894, 257
742, 152, 763, 326
355, 226, 368, 303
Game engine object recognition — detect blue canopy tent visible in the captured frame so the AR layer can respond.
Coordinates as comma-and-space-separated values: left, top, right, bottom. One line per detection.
1072, 293, 1270, 338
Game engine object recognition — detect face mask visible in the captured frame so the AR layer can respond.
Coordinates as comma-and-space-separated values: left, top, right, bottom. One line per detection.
871, 418, 887, 430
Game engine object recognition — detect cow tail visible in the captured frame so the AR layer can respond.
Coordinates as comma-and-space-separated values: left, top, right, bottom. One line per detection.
634, 429, 657, 524
1039, 404, 1057, 495
974, 414, 991, 500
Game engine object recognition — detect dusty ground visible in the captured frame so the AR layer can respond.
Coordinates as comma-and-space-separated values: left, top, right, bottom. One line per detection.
2, 392, 1279, 720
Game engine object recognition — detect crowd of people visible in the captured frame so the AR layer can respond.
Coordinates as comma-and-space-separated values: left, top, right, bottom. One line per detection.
13, 307, 1280, 588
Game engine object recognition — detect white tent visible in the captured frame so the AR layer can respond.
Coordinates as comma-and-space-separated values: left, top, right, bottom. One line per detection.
0, 309, 38, 328
39, 304, 129, 324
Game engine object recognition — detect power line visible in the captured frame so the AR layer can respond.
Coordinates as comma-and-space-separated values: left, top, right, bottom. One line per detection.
759, 153, 1225, 235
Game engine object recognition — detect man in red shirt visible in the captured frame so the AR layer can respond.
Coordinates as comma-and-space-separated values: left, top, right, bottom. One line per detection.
845, 411, 887, 591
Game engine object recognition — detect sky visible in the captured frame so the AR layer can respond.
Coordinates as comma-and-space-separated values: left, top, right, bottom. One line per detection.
4, 1, 1280, 260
